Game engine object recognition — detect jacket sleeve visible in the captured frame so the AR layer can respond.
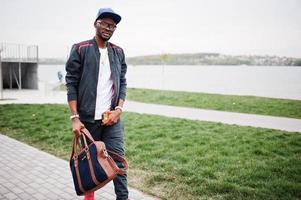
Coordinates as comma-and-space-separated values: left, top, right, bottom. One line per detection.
119, 49, 127, 101
65, 44, 81, 102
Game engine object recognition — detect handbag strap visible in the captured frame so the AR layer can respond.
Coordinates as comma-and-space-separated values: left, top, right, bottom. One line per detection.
81, 128, 95, 143
108, 150, 129, 175
70, 128, 91, 159
70, 135, 78, 159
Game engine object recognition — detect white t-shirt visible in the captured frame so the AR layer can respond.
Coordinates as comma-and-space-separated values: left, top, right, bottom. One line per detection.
94, 47, 114, 120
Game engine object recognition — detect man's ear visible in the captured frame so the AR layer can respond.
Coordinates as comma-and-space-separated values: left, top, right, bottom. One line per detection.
94, 21, 100, 28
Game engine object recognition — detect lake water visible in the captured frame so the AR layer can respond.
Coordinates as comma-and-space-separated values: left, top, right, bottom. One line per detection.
38, 64, 301, 100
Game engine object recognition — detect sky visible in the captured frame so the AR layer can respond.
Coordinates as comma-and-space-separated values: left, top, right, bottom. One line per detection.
0, 0, 300, 58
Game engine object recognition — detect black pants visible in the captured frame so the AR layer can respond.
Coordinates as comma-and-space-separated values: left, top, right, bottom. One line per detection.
83, 120, 128, 200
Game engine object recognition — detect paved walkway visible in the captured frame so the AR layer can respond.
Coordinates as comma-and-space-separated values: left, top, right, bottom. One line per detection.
126, 101, 301, 133
0, 89, 301, 133
0, 134, 157, 200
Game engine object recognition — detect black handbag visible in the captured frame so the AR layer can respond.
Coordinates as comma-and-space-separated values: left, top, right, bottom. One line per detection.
70, 128, 128, 195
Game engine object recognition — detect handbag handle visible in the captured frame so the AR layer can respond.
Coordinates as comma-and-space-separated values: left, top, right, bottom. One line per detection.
71, 128, 91, 159
81, 128, 96, 143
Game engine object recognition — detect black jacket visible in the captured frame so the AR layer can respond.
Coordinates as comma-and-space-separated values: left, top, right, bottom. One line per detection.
65, 38, 127, 122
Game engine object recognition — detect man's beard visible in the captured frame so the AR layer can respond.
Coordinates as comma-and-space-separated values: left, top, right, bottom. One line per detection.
98, 32, 111, 41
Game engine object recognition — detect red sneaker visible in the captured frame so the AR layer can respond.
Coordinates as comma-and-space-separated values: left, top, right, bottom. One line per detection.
84, 192, 95, 200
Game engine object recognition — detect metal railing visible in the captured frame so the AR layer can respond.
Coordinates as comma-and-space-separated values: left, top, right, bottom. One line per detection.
0, 43, 38, 63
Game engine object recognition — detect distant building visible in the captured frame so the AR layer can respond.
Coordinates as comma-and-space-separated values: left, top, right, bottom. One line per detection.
0, 43, 38, 89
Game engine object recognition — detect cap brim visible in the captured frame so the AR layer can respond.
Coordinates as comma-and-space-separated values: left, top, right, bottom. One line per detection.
96, 12, 121, 24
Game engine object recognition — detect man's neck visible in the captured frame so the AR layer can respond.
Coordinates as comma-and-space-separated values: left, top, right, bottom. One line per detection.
95, 35, 107, 48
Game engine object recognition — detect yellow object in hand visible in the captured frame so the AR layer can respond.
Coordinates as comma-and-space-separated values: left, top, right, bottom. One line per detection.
102, 111, 110, 124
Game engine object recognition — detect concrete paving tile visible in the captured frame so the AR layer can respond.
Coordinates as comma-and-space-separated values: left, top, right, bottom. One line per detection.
14, 182, 28, 189
32, 192, 47, 200
52, 181, 66, 190
65, 187, 76, 194
9, 176, 25, 185
36, 187, 49, 195
0, 185, 10, 194
97, 194, 111, 200
27, 182, 41, 189
21, 178, 32, 184
34, 177, 45, 184
0, 172, 11, 179
99, 191, 116, 199
57, 192, 75, 199
4, 192, 19, 200
23, 187, 36, 195
45, 188, 61, 196
9, 187, 24, 195
17, 192, 33, 200
3, 182, 14, 189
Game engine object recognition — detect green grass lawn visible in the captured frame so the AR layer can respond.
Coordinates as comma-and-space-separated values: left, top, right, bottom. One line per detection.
0, 104, 300, 200
127, 88, 301, 119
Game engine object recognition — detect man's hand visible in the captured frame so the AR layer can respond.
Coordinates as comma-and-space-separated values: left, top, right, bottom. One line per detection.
72, 118, 85, 137
103, 110, 121, 126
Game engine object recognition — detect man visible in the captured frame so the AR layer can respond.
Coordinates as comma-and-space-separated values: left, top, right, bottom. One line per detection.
65, 8, 128, 200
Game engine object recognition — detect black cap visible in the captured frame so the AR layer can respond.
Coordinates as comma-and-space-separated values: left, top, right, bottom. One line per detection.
95, 8, 121, 24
